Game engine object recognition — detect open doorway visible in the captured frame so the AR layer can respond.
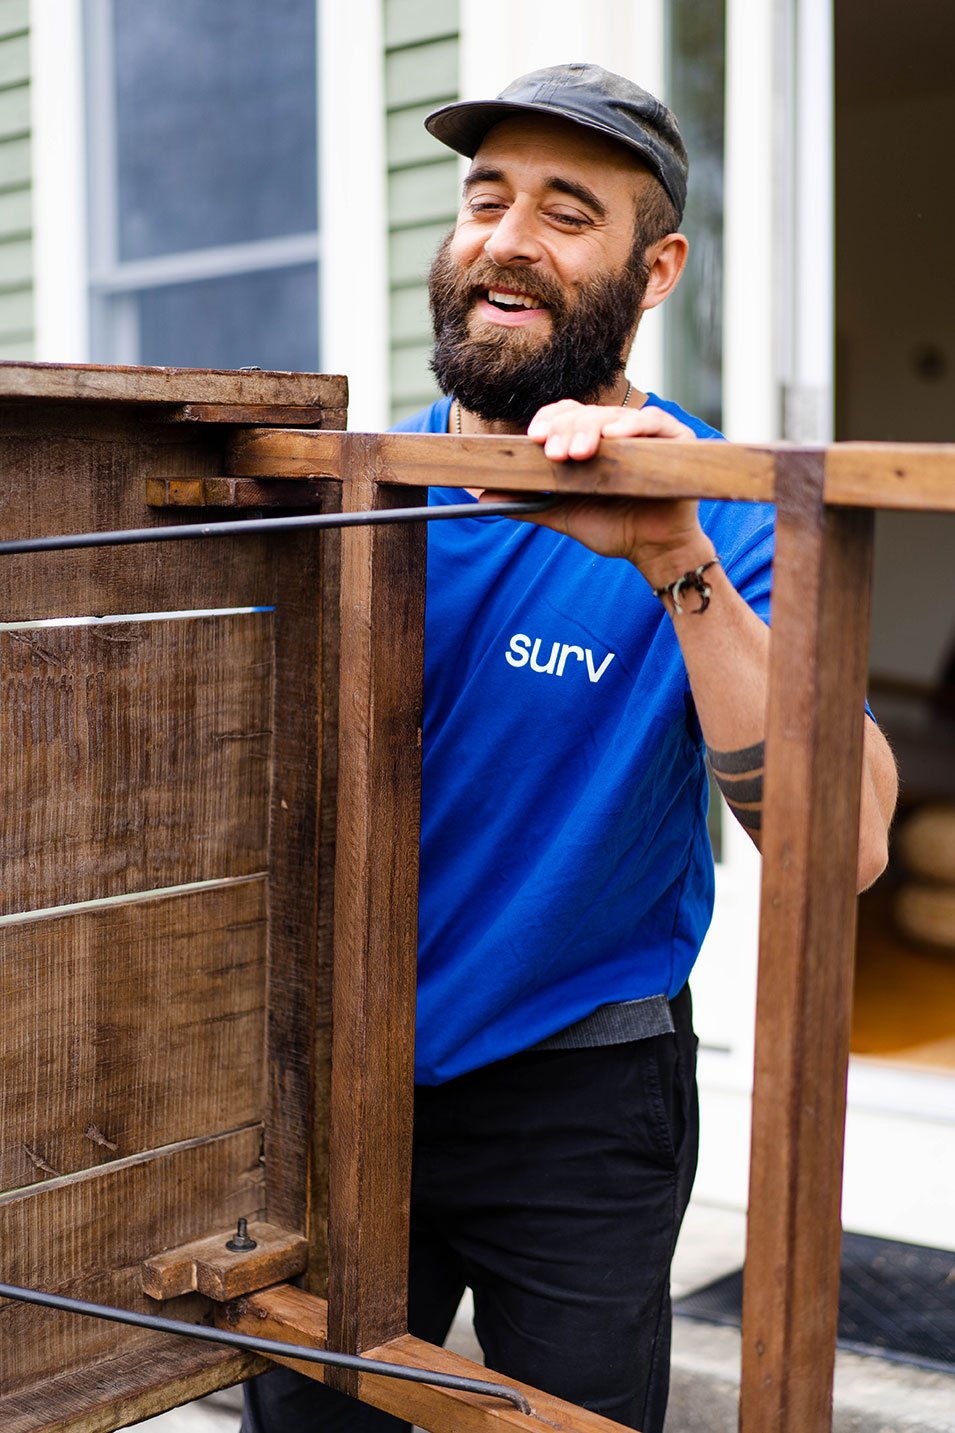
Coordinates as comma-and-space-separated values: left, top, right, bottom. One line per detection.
835, 0, 955, 1072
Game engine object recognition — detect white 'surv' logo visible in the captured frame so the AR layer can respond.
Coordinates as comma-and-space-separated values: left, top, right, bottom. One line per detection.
505, 634, 615, 683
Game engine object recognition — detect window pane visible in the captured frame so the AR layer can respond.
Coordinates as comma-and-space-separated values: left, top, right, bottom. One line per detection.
667, 0, 725, 431
113, 0, 317, 261
136, 265, 319, 372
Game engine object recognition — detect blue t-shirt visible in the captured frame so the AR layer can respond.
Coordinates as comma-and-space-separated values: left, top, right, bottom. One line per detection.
393, 394, 775, 1084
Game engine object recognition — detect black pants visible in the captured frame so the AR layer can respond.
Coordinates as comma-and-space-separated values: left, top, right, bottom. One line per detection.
243, 986, 698, 1433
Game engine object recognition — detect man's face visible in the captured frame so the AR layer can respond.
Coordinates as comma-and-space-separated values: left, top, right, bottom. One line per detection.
429, 114, 654, 423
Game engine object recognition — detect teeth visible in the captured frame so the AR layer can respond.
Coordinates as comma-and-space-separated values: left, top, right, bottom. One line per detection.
487, 289, 541, 309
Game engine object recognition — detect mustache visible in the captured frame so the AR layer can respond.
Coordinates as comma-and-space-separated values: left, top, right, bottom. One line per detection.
456, 261, 568, 315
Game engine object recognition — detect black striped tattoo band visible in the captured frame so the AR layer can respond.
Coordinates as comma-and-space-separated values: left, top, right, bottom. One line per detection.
707, 741, 765, 832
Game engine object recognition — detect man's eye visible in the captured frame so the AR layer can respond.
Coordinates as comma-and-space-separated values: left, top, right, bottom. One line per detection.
469, 201, 505, 214
551, 212, 588, 228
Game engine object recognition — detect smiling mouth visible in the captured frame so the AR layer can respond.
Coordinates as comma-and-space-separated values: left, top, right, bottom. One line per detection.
482, 287, 549, 312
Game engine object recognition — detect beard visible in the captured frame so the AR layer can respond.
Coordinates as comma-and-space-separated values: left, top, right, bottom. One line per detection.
427, 237, 649, 425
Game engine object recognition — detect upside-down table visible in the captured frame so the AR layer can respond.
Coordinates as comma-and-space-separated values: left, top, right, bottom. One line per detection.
0, 363, 951, 1433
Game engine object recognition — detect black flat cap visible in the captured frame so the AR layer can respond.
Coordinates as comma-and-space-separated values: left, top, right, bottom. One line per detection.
425, 63, 688, 223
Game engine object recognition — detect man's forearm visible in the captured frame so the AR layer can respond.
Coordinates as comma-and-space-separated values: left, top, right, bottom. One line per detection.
654, 558, 896, 890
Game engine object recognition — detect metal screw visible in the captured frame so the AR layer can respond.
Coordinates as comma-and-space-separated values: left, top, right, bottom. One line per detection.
226, 1217, 257, 1252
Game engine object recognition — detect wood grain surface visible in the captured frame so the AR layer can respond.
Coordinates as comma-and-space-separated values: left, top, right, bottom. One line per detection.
227, 426, 344, 481
824, 441, 955, 510
0, 612, 272, 914
0, 1339, 260, 1433
227, 426, 776, 500
226, 427, 955, 512
326, 438, 426, 1379
262, 498, 342, 1290
0, 404, 271, 623
146, 476, 331, 507
223, 1284, 638, 1433
375, 431, 776, 501
741, 453, 875, 1433
172, 403, 346, 427
141, 1220, 308, 1301
0, 368, 342, 1428
0, 880, 267, 1192
0, 1126, 264, 1395
0, 361, 346, 412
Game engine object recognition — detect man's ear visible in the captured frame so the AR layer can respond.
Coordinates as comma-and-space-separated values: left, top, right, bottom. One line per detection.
639, 233, 689, 311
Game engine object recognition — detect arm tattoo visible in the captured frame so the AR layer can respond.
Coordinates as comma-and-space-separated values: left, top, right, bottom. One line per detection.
707, 741, 765, 832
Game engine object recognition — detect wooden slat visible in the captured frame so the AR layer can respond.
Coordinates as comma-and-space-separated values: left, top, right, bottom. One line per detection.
326, 436, 426, 1378
141, 1220, 307, 1301
0, 362, 346, 411
228, 427, 777, 500
146, 476, 330, 508
0, 409, 276, 622
170, 402, 347, 427
0, 613, 272, 913
357, 1337, 634, 1433
221, 1284, 638, 1433
0, 1339, 260, 1433
228, 428, 955, 512
227, 426, 344, 480
0, 880, 267, 1191
263, 494, 342, 1292
740, 453, 876, 1433
0, 1126, 264, 1396
824, 441, 955, 511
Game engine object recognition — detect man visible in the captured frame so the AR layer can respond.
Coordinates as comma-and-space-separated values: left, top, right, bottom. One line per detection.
244, 63, 896, 1433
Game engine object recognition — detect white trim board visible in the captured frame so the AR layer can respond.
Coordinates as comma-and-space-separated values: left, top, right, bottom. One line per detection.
29, 0, 90, 361
318, 0, 389, 431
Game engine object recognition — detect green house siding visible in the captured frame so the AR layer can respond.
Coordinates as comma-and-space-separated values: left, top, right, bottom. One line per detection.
0, 0, 31, 359
384, 0, 459, 424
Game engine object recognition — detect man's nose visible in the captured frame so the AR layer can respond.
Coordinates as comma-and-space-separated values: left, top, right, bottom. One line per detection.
484, 201, 542, 267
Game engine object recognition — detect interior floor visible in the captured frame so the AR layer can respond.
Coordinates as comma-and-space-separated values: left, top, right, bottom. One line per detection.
852, 881, 955, 1072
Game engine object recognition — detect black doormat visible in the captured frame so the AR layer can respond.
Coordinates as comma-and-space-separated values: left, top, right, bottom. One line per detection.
674, 1231, 955, 1374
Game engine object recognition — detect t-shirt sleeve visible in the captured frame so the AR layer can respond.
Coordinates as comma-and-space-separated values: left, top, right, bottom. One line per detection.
701, 498, 775, 624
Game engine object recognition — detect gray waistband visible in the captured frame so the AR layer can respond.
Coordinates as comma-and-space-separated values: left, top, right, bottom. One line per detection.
532, 994, 675, 1051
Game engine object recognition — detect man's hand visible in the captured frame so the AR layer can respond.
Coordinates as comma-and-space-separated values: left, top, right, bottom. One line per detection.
525, 396, 695, 461
482, 398, 710, 580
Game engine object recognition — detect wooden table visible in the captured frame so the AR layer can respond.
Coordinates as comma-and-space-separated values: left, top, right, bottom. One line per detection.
1, 361, 952, 1433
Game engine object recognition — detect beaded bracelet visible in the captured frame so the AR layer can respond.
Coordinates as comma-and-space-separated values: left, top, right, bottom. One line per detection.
652, 557, 721, 614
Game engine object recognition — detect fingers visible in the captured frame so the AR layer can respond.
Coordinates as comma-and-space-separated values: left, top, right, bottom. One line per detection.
527, 399, 696, 462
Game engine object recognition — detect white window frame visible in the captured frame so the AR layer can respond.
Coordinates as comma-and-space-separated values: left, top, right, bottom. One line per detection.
81, 0, 323, 369
317, 0, 389, 430
31, 0, 389, 427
